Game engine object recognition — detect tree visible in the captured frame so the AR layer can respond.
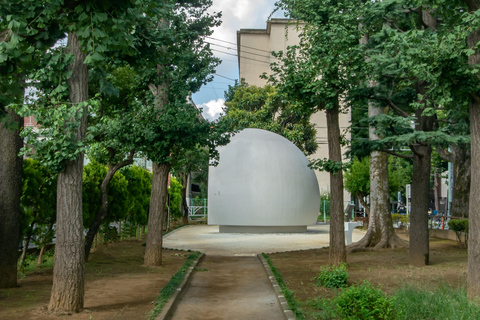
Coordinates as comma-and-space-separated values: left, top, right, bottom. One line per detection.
0, 1, 62, 288
82, 160, 129, 259
222, 81, 317, 156
19, 159, 57, 266
465, 0, 480, 301
122, 165, 152, 228
357, 0, 476, 265
272, 0, 368, 264
344, 158, 370, 214
131, 0, 224, 266
14, 0, 139, 312
172, 145, 210, 225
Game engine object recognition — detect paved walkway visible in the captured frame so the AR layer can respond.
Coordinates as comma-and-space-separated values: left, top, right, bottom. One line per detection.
164, 224, 365, 319
163, 223, 365, 255
170, 256, 284, 320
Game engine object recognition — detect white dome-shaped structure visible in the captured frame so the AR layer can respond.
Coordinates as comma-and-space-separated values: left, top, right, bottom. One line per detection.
208, 128, 320, 233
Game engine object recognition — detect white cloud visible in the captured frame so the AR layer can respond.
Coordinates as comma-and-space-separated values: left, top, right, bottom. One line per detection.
198, 98, 226, 121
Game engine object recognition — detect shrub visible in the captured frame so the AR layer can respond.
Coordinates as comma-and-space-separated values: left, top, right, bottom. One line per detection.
448, 219, 469, 247
314, 263, 348, 288
335, 282, 396, 320
394, 283, 480, 320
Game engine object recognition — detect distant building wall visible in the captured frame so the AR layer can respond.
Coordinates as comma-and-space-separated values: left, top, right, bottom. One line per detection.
237, 19, 351, 201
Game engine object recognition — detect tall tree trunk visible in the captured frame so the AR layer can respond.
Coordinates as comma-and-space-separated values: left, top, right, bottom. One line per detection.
326, 103, 346, 265
48, 33, 88, 313
349, 102, 406, 252
144, 162, 171, 266
466, 0, 480, 299
452, 147, 470, 218
0, 108, 23, 288
409, 145, 432, 266
37, 223, 54, 266
433, 172, 440, 212
84, 152, 134, 260
180, 172, 189, 225
437, 146, 471, 218
408, 96, 435, 266
20, 220, 36, 266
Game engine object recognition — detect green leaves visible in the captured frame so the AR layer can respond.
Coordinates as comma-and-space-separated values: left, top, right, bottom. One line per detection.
222, 82, 317, 156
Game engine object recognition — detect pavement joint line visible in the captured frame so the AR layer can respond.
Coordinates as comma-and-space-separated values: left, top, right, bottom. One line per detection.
155, 252, 205, 320
257, 253, 296, 320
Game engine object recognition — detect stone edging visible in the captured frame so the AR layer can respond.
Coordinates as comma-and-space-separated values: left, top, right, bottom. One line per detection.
257, 253, 296, 320
154, 252, 205, 320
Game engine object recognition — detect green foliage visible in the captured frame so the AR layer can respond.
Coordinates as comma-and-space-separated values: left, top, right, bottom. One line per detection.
169, 176, 182, 219
149, 252, 200, 320
82, 160, 129, 227
448, 219, 469, 247
222, 82, 317, 156
17, 250, 55, 278
20, 159, 57, 244
335, 282, 396, 320
101, 225, 119, 243
121, 165, 152, 226
314, 263, 348, 289
344, 158, 370, 198
262, 253, 306, 319
391, 214, 410, 227
394, 284, 480, 320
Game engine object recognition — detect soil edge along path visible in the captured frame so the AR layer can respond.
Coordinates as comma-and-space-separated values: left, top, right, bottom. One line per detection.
170, 255, 285, 320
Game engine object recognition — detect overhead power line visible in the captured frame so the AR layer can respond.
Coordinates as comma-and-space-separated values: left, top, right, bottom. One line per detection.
214, 73, 237, 81
206, 36, 273, 54
211, 48, 272, 65
206, 41, 276, 60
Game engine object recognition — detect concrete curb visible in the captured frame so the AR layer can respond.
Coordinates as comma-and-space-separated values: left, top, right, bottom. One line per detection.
154, 252, 205, 320
257, 254, 296, 320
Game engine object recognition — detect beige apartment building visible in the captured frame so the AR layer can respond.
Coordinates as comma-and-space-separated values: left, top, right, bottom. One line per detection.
237, 18, 351, 200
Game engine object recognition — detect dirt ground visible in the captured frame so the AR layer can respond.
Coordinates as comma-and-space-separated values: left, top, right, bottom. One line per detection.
0, 241, 190, 320
268, 233, 468, 318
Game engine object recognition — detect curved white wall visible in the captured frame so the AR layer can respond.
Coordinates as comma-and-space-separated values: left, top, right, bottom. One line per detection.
208, 128, 320, 232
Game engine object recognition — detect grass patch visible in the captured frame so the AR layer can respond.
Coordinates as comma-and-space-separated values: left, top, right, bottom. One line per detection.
303, 283, 480, 320
313, 263, 348, 288
394, 283, 480, 320
262, 253, 306, 320
149, 251, 200, 319
18, 250, 55, 278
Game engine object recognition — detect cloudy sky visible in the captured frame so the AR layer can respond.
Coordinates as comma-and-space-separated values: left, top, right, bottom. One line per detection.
191, 0, 285, 121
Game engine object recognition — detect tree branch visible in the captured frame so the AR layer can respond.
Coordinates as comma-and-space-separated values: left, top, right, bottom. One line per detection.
383, 17, 405, 33
436, 146, 454, 163
369, 96, 409, 118
383, 149, 413, 159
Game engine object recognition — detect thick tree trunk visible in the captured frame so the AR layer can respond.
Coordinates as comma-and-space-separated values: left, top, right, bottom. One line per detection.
326, 103, 346, 265
84, 152, 134, 260
349, 103, 406, 252
48, 33, 88, 313
0, 108, 23, 288
466, 0, 480, 298
409, 145, 432, 266
144, 162, 171, 266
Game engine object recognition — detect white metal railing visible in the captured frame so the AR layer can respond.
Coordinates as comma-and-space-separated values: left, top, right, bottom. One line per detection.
188, 198, 207, 218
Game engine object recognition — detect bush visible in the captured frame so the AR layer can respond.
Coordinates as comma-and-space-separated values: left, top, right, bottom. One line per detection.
314, 263, 348, 288
335, 282, 396, 320
448, 219, 469, 247
391, 214, 409, 228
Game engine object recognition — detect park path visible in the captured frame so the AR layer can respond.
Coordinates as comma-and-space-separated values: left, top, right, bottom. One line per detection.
170, 255, 284, 320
